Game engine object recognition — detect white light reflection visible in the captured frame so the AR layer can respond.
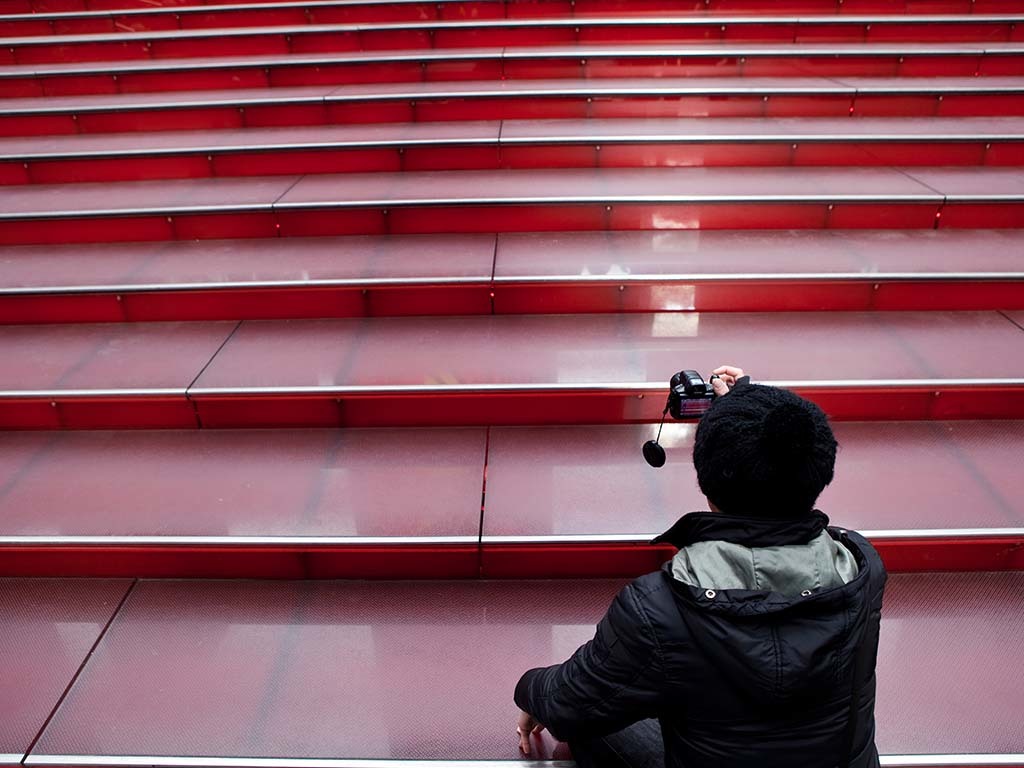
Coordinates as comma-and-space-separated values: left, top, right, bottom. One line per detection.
651, 212, 700, 230
650, 313, 700, 338
648, 422, 697, 449
650, 285, 696, 312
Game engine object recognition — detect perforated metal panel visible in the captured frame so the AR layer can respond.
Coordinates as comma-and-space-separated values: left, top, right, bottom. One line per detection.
0, 578, 131, 760
29, 573, 1024, 761
0, 428, 485, 537
483, 421, 1024, 537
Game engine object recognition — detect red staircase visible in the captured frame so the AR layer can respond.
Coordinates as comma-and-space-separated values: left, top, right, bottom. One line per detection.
1, 0, 1022, 766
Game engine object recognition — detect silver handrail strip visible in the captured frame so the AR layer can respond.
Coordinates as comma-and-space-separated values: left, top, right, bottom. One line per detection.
3, 273, 1024, 297
7, 127, 1024, 161
6, 80, 1024, 114
2, 42, 1020, 80
4, 192, 973, 221
1, 379, 1022, 399
3, 15, 1023, 47
0, 388, 185, 398
483, 529, 1024, 545
21, 755, 1024, 767
182, 379, 1024, 396
0, 535, 480, 546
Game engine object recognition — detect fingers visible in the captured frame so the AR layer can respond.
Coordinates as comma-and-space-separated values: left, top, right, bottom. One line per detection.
518, 728, 531, 756
712, 365, 745, 383
532, 724, 546, 734
711, 377, 730, 397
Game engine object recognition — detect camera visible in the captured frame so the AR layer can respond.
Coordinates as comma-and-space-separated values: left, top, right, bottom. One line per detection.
642, 369, 718, 468
667, 370, 717, 420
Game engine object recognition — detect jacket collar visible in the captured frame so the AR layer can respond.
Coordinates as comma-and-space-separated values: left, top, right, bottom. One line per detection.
651, 510, 830, 549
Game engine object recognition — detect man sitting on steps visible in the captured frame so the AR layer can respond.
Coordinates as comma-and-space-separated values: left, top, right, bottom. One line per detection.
514, 365, 887, 768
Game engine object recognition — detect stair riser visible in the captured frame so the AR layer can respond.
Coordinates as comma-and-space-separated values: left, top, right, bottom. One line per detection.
3, 0, 1019, 36
3, 384, 1023, 430
6, 22, 1024, 65
3, 140, 1023, 185
5, 200, 1024, 246
2, 280, 1023, 324
0, 0, 1011, 20
5, 94, 1024, 138
2, 52, 1020, 98
0, 536, 1019, 578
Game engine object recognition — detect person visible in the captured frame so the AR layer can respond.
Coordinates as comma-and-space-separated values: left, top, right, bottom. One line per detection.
514, 365, 887, 768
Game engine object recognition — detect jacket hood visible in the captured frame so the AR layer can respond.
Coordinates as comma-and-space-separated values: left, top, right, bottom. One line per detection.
655, 511, 875, 705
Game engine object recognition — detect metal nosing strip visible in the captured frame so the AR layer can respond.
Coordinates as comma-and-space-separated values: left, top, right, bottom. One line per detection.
3, 273, 1024, 297
21, 755, 1024, 767
3, 15, 1023, 47
2, 379, 1023, 400
0, 535, 480, 546
1, 529, 1022, 548
2, 44, 1021, 79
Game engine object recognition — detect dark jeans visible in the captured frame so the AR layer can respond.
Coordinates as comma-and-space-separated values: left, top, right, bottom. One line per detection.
570, 719, 666, 768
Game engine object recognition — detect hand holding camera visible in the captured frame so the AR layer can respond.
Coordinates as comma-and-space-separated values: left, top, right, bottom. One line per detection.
643, 364, 748, 468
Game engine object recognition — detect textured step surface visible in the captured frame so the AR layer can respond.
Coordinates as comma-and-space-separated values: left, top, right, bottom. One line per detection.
2, 0, 1014, 17
5, 77, 1023, 138
2, 230, 1023, 323
4, 166, 1024, 245
3, 311, 1023, 428
4, 116, 1024, 185
3, 14, 1022, 66
8, 573, 1024, 765
0, 578, 132, 765
1, 42, 1021, 98
0, 421, 1020, 577
2, 1, 1019, 37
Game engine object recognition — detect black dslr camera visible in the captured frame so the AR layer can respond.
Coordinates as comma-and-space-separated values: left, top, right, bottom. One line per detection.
667, 369, 717, 420
642, 370, 718, 468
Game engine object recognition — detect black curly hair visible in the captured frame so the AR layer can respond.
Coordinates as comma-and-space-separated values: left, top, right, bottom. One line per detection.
693, 383, 837, 518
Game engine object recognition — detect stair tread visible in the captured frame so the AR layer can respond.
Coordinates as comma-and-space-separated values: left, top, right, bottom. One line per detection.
0, 422, 1020, 542
3, 230, 1024, 294
4, 311, 1022, 396
4, 115, 1024, 159
10, 573, 1024, 762
0, 320, 234, 394
9, 166, 1024, 219
186, 311, 1024, 392
2, 40, 1020, 78
6, 76, 1022, 116
2, 12, 1021, 48
0, 578, 132, 763
0, 428, 487, 539
484, 421, 1024, 539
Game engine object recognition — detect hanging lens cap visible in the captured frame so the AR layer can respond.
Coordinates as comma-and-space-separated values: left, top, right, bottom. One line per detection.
642, 440, 666, 468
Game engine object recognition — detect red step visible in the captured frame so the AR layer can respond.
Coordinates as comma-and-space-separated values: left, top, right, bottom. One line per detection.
0, 422, 1020, 577
1, 42, 1021, 98
4, 0, 1020, 37
3, 116, 1024, 185
4, 575, 1023, 767
481, 421, 1024, 576
4, 77, 1022, 138
2, 166, 1023, 245
0, 428, 488, 577
2, 14, 1022, 66
1, 0, 1014, 19
1, 311, 1023, 429
1, 230, 1022, 323
0, 578, 131, 764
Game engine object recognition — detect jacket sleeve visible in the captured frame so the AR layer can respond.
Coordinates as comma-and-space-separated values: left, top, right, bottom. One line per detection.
513, 580, 666, 743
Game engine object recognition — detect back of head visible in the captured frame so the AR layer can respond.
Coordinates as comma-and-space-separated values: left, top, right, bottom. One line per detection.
693, 383, 837, 518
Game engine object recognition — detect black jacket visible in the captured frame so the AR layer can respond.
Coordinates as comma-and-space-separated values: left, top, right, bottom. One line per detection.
515, 511, 887, 768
